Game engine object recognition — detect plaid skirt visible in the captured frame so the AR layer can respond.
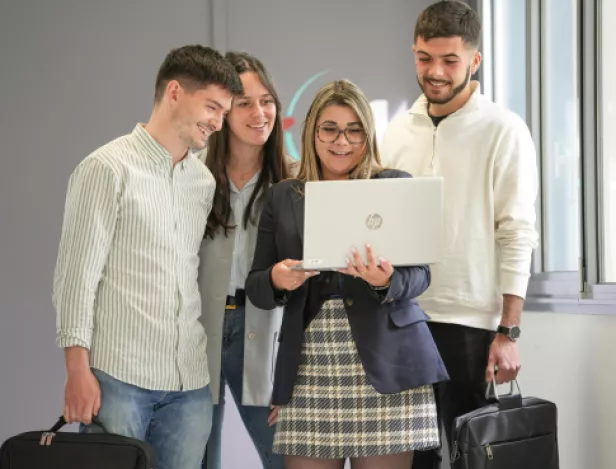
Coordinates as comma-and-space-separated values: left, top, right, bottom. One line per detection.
273, 299, 440, 459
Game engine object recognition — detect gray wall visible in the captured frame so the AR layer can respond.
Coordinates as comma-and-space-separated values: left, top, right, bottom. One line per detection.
0, 0, 213, 439
0, 0, 431, 467
222, 0, 427, 144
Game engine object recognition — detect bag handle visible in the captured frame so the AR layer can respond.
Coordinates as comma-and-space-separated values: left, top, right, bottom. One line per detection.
49, 416, 111, 434
485, 379, 523, 409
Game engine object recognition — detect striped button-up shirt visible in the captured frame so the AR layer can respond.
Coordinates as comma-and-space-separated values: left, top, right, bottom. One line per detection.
228, 171, 261, 296
53, 124, 215, 391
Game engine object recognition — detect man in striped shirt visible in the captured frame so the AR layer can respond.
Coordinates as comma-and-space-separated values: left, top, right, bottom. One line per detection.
53, 45, 243, 469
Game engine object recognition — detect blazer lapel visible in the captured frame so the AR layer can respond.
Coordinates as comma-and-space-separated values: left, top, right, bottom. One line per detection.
290, 185, 305, 243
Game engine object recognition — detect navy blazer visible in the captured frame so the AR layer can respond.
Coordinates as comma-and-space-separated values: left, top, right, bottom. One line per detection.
245, 168, 449, 405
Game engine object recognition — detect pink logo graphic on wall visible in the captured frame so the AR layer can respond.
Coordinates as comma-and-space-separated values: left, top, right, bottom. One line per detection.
283, 71, 328, 161
283, 72, 400, 161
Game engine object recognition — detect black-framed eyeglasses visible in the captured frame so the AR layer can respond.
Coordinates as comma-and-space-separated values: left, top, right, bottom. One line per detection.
317, 124, 367, 144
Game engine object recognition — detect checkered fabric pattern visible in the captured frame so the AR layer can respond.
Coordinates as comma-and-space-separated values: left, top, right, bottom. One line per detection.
273, 299, 440, 458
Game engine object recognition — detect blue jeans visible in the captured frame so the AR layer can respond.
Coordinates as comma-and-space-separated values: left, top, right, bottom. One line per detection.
205, 305, 283, 469
82, 368, 213, 469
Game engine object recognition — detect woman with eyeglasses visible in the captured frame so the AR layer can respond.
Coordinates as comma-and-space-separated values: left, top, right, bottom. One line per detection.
197, 51, 293, 469
245, 79, 449, 469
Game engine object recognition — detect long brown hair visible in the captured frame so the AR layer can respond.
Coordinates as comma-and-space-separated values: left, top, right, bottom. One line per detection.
296, 79, 382, 184
204, 51, 290, 239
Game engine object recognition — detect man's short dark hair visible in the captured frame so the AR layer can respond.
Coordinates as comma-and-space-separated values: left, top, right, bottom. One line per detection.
154, 45, 243, 103
414, 0, 481, 49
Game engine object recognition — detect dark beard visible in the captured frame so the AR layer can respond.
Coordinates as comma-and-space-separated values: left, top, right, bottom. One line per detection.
418, 65, 471, 105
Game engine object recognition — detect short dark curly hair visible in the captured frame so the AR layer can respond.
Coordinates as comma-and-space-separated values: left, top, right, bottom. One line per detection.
154, 45, 243, 103
414, 1, 482, 49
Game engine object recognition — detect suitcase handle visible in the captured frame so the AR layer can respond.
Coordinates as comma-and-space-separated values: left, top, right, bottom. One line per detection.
49, 416, 111, 434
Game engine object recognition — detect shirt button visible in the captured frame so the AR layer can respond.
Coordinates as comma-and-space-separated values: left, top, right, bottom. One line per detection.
345, 299, 354, 307
248, 332, 256, 340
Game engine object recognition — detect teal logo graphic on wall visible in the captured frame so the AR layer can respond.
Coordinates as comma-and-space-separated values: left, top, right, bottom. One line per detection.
282, 71, 328, 161
282, 72, 395, 161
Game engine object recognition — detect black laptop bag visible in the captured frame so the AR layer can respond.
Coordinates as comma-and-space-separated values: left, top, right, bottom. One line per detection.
0, 416, 156, 469
449, 381, 559, 469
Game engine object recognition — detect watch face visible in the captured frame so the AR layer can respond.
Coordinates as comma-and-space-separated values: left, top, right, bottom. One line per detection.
510, 326, 521, 339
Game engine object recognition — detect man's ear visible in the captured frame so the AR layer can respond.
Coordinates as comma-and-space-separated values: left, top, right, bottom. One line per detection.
471, 50, 482, 75
166, 80, 183, 104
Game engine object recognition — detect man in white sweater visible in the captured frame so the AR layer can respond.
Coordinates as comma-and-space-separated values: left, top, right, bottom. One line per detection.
380, 2, 538, 467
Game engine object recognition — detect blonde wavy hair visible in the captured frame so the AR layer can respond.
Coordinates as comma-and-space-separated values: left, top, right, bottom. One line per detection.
296, 79, 383, 183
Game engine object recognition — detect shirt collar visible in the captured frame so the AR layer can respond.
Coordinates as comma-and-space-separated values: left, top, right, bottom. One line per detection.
132, 124, 174, 166
410, 80, 482, 118
229, 169, 261, 194
133, 124, 196, 169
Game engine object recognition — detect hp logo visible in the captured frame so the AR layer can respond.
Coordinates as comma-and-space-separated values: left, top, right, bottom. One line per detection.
365, 214, 383, 230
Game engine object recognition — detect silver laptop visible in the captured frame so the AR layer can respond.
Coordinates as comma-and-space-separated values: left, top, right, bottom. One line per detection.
298, 177, 444, 270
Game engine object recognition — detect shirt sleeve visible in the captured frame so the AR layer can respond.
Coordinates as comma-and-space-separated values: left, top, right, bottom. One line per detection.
379, 119, 399, 169
494, 119, 539, 299
53, 157, 120, 349
204, 169, 216, 219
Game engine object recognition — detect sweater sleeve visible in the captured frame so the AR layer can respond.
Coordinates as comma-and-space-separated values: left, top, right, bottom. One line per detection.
379, 114, 409, 170
379, 124, 396, 168
493, 118, 539, 299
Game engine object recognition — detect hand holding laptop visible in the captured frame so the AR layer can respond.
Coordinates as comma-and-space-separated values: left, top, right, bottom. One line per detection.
337, 244, 393, 288
272, 259, 320, 291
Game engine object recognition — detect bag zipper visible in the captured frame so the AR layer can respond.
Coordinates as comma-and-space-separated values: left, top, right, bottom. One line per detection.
450, 440, 460, 462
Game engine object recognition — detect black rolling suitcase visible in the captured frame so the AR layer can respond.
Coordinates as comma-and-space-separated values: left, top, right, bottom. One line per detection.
450, 381, 559, 469
0, 416, 156, 469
